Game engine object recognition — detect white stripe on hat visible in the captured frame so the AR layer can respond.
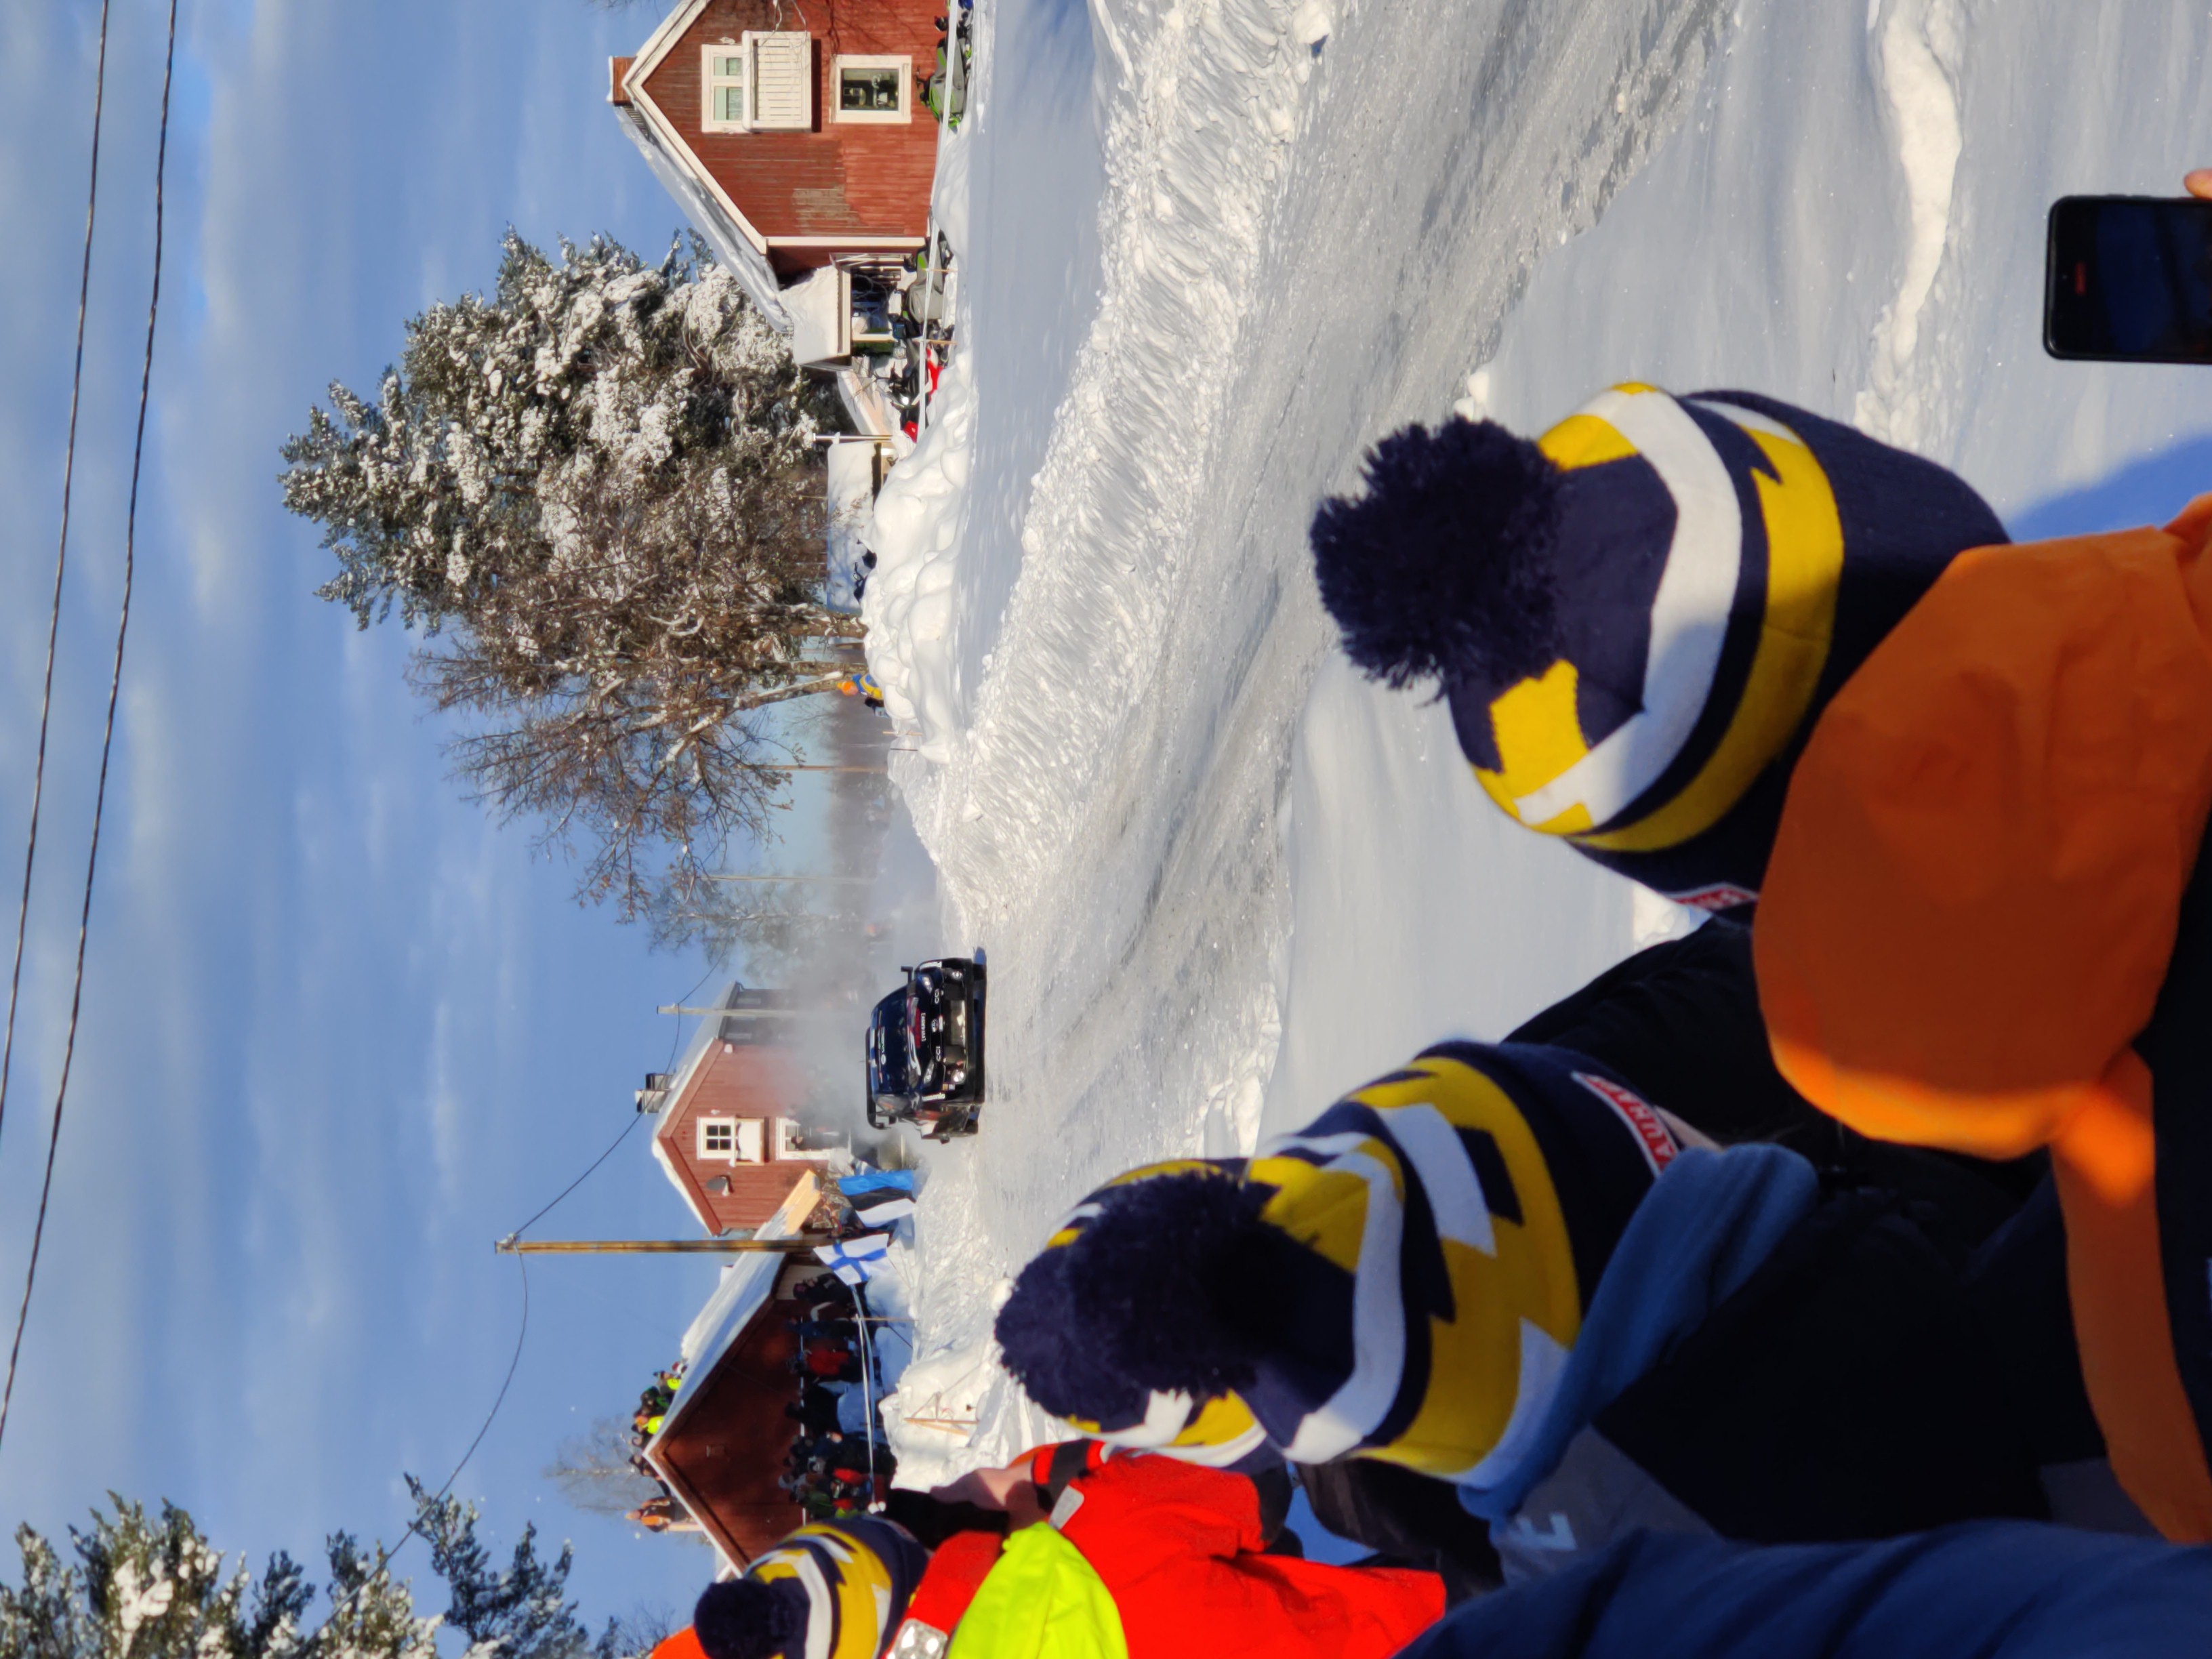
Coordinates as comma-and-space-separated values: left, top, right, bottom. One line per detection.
1453, 1319, 1571, 1488
769, 1549, 836, 1659
1373, 1101, 1496, 1256
1275, 1147, 1408, 1464
1511, 387, 1743, 830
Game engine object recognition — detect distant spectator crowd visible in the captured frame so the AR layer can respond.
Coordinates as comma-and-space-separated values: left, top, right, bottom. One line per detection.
779, 1271, 896, 1518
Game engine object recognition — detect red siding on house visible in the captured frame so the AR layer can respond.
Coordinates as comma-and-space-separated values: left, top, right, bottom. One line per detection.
658, 1040, 821, 1233
642, 0, 943, 253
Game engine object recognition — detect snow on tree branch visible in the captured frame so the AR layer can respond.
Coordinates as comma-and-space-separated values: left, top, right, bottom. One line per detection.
279, 232, 855, 921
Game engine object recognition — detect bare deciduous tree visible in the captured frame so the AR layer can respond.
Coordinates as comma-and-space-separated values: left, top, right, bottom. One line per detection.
544, 1418, 666, 1520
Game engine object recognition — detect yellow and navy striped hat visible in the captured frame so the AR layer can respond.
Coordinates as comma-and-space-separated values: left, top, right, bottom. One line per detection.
1019, 1159, 1271, 1468
693, 1517, 927, 1659
995, 1042, 1681, 1480
1311, 386, 2007, 910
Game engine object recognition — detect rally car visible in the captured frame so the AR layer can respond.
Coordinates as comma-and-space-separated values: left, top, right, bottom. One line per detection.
865, 956, 987, 1139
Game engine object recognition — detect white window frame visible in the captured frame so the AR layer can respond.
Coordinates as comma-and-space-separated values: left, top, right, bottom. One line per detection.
701, 44, 752, 133
695, 1117, 764, 1163
832, 54, 912, 124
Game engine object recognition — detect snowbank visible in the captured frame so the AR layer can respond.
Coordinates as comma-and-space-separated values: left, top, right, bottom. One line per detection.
859, 354, 976, 758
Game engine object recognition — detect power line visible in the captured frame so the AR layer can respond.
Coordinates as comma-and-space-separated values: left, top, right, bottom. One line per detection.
0, 0, 177, 1454
501, 1109, 643, 1246
314, 982, 710, 1634
500, 965, 717, 1242
310, 1254, 533, 1640
0, 0, 112, 1164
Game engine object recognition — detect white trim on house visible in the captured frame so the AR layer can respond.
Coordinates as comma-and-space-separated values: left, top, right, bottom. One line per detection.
649, 981, 745, 1232
623, 3, 772, 258
618, 2, 935, 342
832, 54, 912, 123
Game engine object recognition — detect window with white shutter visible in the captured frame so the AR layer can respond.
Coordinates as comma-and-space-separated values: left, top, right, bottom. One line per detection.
697, 1117, 766, 1162
746, 32, 814, 131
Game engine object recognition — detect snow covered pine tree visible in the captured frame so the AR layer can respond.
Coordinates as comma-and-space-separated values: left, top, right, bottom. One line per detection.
279, 232, 859, 920
0, 1484, 655, 1659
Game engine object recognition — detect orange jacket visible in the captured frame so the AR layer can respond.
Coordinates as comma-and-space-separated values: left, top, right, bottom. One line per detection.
1755, 495, 2212, 1539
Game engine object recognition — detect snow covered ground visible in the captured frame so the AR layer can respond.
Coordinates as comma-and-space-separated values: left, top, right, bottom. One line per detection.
861, 0, 2212, 1485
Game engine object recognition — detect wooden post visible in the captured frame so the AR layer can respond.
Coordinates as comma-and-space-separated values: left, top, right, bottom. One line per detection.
495, 1236, 832, 1254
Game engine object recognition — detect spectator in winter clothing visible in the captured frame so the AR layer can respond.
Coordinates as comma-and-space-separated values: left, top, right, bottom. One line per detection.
996, 1041, 2126, 1580
687, 1444, 1441, 1659
792, 1273, 857, 1312
798, 1347, 861, 1383
1505, 918, 2045, 1236
787, 1317, 861, 1346
1397, 1522, 2212, 1659
1296, 1455, 1505, 1602
788, 1389, 843, 1437
1309, 382, 2212, 1539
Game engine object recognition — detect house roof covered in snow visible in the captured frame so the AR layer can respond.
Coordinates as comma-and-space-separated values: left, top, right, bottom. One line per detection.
611, 100, 790, 333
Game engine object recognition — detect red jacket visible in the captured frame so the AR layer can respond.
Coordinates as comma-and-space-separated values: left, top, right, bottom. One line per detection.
900, 1446, 1443, 1659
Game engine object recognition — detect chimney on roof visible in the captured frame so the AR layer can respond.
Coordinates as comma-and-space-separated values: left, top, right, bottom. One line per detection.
609, 56, 634, 105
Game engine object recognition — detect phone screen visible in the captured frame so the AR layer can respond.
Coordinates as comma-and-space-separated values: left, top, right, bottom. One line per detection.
2046, 195, 2212, 363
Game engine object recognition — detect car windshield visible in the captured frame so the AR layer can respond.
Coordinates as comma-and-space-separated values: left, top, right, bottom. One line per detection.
870, 988, 914, 1088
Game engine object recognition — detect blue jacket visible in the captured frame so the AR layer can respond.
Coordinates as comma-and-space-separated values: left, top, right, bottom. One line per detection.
1399, 1523, 2212, 1659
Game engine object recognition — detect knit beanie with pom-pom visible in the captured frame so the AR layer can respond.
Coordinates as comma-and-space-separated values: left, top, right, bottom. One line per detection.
1310, 384, 2005, 912
996, 1042, 1679, 1480
697, 1517, 929, 1659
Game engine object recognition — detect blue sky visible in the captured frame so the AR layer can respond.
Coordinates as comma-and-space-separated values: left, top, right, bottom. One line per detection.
0, 0, 768, 1629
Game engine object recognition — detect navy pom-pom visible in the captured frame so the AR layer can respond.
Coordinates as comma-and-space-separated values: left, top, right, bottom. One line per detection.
1310, 416, 1563, 692
694, 1577, 809, 1659
994, 1251, 1149, 1424
996, 1173, 1271, 1416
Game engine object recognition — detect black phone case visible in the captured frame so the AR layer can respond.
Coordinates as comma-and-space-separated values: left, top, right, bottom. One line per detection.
2045, 194, 2212, 365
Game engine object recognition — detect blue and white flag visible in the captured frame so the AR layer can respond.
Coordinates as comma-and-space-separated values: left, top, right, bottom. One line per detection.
816, 1231, 893, 1286
840, 1169, 918, 1199
849, 1194, 917, 1225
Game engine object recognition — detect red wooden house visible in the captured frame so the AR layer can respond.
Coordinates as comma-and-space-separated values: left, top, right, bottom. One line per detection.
610, 0, 947, 337
644, 986, 834, 1236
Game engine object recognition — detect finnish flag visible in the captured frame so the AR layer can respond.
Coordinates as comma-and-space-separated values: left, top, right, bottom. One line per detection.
816, 1231, 893, 1286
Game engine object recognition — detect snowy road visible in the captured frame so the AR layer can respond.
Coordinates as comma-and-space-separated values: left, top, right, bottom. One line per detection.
863, 0, 2212, 1479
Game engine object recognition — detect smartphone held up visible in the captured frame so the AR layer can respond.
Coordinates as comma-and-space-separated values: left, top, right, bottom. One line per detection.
2045, 194, 2212, 365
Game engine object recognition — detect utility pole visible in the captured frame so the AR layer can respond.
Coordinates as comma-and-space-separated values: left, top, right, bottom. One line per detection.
495, 1235, 833, 1255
